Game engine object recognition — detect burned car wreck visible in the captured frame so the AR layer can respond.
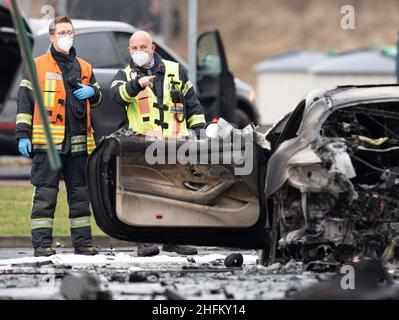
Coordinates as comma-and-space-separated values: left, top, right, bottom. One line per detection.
266, 85, 399, 269
87, 84, 399, 269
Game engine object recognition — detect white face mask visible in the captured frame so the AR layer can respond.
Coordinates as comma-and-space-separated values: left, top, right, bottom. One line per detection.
131, 51, 150, 67
57, 36, 74, 53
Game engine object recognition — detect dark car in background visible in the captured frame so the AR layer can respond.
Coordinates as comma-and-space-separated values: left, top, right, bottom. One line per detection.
0, 7, 259, 155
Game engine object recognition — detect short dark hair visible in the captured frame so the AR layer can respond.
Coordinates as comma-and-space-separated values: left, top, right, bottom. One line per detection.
49, 16, 73, 35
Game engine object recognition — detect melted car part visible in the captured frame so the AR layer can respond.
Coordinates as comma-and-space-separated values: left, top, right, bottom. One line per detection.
224, 253, 244, 267
61, 272, 112, 300
272, 102, 399, 266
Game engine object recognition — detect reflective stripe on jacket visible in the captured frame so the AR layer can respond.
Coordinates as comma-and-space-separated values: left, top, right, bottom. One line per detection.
122, 59, 189, 138
30, 51, 96, 154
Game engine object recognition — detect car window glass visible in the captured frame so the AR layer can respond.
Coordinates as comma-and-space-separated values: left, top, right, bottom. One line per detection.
197, 34, 221, 73
154, 45, 175, 61
113, 32, 131, 64
73, 32, 119, 68
32, 35, 51, 57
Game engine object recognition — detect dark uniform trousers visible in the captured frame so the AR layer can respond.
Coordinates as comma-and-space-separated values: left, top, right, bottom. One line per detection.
30, 151, 92, 248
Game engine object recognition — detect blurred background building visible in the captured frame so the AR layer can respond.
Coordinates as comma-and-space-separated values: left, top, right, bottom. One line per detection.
254, 51, 329, 125
255, 47, 396, 125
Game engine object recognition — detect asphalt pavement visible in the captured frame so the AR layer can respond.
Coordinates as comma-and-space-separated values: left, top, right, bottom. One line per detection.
0, 247, 324, 300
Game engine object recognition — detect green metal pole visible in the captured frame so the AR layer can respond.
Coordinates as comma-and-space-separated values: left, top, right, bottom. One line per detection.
7, 0, 61, 170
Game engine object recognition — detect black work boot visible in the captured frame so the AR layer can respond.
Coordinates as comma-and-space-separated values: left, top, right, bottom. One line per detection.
137, 243, 160, 257
74, 241, 99, 255
162, 244, 198, 255
34, 246, 56, 257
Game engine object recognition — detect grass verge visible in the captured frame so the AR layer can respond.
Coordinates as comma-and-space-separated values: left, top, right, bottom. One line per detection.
0, 185, 105, 236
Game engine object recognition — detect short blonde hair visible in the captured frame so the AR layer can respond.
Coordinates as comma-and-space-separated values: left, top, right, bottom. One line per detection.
49, 16, 73, 35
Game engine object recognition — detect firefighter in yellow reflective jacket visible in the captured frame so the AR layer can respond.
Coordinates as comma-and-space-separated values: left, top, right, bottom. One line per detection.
110, 30, 206, 139
110, 30, 206, 256
15, 16, 102, 257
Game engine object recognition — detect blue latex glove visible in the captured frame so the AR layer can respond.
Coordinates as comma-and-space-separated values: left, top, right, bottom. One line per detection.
18, 138, 32, 158
73, 83, 95, 100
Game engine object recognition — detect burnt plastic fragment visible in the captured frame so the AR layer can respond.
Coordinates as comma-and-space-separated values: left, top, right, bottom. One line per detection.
224, 253, 244, 267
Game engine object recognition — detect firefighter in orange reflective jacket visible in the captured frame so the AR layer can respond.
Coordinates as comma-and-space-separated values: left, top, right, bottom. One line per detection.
15, 16, 102, 257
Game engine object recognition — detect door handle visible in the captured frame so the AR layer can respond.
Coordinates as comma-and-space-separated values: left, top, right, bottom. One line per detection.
183, 181, 207, 191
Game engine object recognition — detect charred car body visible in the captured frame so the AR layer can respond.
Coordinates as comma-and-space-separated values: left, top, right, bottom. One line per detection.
266, 85, 399, 268
88, 84, 399, 268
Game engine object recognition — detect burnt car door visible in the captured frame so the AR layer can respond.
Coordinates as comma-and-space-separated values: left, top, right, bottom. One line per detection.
87, 126, 270, 250
196, 30, 237, 124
